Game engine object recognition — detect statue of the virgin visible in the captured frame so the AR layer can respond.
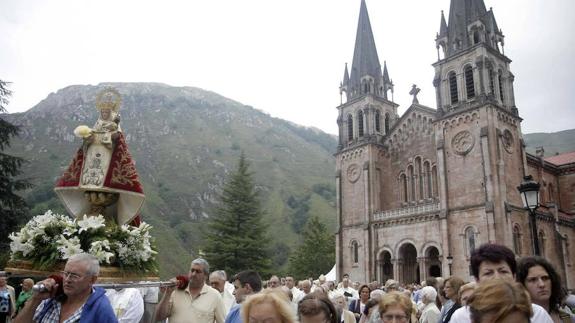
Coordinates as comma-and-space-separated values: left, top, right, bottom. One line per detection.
54, 87, 145, 226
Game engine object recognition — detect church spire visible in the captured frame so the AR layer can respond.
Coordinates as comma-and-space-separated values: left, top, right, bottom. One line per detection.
439, 10, 448, 38
348, 0, 383, 100
382, 61, 393, 101
436, 0, 504, 59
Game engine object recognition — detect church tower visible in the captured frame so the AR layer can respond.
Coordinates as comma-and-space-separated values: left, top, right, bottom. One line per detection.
335, 0, 398, 282
432, 0, 527, 275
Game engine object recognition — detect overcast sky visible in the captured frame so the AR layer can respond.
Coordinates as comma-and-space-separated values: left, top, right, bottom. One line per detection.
1, 0, 574, 135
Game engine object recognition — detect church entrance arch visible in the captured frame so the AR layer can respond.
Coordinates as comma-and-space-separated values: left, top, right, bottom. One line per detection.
399, 243, 419, 284
378, 250, 393, 283
426, 246, 441, 277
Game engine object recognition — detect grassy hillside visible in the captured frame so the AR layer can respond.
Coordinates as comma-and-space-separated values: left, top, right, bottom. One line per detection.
4, 83, 338, 277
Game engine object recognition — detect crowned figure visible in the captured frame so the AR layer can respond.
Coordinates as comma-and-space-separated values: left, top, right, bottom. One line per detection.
54, 87, 144, 226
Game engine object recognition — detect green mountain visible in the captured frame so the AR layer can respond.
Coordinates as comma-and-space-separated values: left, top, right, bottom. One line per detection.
523, 129, 575, 157
4, 82, 338, 278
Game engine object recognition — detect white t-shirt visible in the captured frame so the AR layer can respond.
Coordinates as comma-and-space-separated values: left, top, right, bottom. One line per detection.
449, 304, 553, 323
106, 288, 144, 323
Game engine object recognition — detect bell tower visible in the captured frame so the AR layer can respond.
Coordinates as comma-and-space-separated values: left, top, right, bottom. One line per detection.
432, 0, 526, 265
335, 0, 398, 282
433, 0, 516, 116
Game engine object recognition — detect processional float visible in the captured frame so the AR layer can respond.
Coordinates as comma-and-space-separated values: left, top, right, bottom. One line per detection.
6, 87, 175, 287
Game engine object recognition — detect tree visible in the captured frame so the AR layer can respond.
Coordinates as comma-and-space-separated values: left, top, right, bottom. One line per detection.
288, 216, 335, 280
0, 80, 32, 266
203, 153, 271, 276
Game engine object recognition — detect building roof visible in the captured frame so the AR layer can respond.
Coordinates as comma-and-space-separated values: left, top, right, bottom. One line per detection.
544, 151, 575, 166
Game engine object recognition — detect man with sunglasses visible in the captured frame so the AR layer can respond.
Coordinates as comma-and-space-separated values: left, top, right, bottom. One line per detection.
13, 253, 117, 323
155, 258, 225, 323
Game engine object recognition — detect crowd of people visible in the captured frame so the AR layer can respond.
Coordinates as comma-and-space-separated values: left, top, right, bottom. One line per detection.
1, 243, 574, 323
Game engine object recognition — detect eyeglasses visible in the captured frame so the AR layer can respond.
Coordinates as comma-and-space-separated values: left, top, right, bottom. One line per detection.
381, 314, 408, 323
60, 271, 84, 281
190, 268, 204, 274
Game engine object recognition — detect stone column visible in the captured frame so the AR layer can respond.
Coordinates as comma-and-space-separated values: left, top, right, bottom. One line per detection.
479, 126, 496, 242
336, 170, 343, 281
418, 257, 426, 282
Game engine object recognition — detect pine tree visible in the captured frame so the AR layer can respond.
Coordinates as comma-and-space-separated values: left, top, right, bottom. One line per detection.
0, 80, 32, 266
203, 153, 271, 276
288, 216, 335, 280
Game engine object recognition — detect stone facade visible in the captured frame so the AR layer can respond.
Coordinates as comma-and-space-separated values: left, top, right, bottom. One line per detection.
335, 0, 575, 288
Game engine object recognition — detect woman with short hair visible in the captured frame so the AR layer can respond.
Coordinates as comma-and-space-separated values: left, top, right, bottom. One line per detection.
349, 285, 371, 322
378, 292, 414, 323
298, 292, 339, 323
241, 289, 297, 323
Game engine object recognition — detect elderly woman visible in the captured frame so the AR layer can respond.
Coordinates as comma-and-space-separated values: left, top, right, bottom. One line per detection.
378, 292, 414, 323
419, 286, 440, 323
331, 292, 356, 323
468, 279, 531, 323
298, 292, 339, 323
517, 256, 574, 323
242, 289, 297, 323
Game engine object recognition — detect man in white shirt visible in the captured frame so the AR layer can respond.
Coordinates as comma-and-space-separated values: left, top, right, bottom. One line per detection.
449, 243, 552, 323
106, 288, 144, 323
337, 278, 359, 300
209, 270, 235, 316
285, 276, 304, 305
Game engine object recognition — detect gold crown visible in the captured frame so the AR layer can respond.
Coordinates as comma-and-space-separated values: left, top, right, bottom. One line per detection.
95, 87, 122, 112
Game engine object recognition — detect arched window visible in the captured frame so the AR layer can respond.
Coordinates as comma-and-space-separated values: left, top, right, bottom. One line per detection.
352, 241, 359, 264
473, 31, 480, 44
498, 71, 505, 102
449, 71, 458, 104
358, 110, 364, 137
488, 68, 495, 95
464, 65, 475, 99
432, 166, 438, 198
401, 174, 408, 203
465, 227, 476, 256
385, 113, 390, 134
425, 161, 432, 199
375, 110, 381, 132
347, 114, 353, 141
416, 157, 423, 201
408, 165, 415, 202
513, 225, 522, 255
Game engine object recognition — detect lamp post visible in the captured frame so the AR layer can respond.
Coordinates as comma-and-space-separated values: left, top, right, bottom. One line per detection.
517, 175, 541, 256
447, 255, 453, 276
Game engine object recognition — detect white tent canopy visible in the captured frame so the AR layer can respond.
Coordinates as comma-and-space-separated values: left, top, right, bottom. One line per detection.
325, 264, 337, 282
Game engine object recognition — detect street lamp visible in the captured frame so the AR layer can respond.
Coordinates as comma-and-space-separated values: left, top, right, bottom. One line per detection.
446, 255, 453, 276
517, 175, 541, 255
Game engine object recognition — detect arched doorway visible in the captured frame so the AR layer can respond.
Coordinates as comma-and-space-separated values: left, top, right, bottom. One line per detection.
426, 246, 441, 277
379, 250, 393, 283
399, 243, 419, 284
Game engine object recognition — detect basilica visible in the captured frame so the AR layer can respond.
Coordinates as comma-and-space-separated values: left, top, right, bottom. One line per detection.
334, 0, 575, 289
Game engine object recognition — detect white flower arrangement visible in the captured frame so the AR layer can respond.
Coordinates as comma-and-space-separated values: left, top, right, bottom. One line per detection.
9, 210, 158, 272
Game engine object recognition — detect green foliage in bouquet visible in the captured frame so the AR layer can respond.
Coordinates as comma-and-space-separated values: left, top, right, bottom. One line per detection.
9, 210, 158, 273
